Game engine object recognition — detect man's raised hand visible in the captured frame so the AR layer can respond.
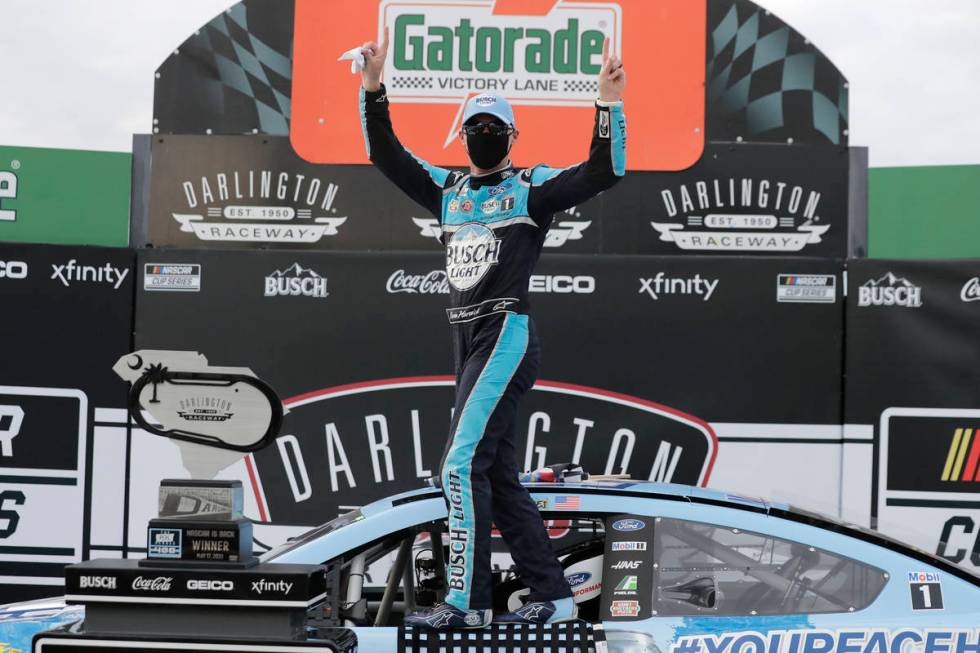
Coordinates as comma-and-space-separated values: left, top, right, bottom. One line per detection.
598, 37, 625, 103
361, 26, 389, 92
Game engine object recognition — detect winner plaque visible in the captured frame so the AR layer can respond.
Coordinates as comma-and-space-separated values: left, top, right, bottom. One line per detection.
144, 479, 255, 567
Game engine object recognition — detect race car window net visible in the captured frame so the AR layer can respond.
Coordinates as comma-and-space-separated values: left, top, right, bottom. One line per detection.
652, 518, 888, 617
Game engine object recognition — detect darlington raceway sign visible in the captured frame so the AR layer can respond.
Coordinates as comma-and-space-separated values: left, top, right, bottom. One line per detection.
290, 0, 706, 170
246, 377, 717, 525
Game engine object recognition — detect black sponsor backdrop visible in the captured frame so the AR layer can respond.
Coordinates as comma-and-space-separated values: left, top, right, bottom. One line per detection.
135, 249, 842, 525
146, 136, 848, 258
845, 260, 980, 527
0, 244, 135, 603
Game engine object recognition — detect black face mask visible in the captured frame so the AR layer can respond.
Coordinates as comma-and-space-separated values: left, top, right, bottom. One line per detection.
465, 131, 511, 170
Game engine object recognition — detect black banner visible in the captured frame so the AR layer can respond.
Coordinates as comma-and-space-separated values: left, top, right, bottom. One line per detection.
134, 249, 842, 526
147, 136, 849, 257
0, 244, 135, 603
845, 259, 980, 575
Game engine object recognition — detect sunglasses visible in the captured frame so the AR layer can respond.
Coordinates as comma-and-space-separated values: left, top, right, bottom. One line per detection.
461, 122, 514, 137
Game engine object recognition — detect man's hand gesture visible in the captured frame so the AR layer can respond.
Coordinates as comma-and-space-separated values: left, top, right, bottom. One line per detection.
360, 26, 389, 92
598, 37, 625, 103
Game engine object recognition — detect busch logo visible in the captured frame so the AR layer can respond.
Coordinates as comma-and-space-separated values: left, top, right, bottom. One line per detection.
961, 277, 980, 302
858, 272, 922, 308
446, 470, 469, 593
132, 576, 173, 592
79, 576, 116, 590
639, 273, 718, 301
445, 223, 501, 291
386, 269, 449, 294
264, 263, 328, 298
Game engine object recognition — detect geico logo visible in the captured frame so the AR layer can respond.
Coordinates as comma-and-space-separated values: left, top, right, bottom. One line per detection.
187, 579, 234, 591
0, 261, 27, 279
528, 275, 595, 294
79, 576, 117, 590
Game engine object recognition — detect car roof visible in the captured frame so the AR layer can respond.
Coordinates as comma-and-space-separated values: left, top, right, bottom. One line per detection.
269, 479, 980, 587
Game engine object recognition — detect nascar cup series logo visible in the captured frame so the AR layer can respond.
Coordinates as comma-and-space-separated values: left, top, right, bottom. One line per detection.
446, 223, 501, 290
382, 0, 621, 144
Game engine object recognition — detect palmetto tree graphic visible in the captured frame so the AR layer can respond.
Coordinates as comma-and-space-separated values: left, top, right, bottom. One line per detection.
144, 363, 169, 404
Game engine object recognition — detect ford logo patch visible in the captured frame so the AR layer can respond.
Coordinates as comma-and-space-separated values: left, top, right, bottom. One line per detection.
612, 518, 645, 532
565, 572, 592, 587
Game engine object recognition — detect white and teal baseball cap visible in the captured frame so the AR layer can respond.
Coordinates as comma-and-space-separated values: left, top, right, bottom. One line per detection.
462, 93, 516, 127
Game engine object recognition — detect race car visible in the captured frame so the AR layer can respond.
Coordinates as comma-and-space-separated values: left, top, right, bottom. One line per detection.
2, 480, 979, 652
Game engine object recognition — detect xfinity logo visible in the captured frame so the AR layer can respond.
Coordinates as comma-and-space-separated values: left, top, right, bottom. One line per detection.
251, 579, 294, 595
187, 579, 234, 591
529, 275, 595, 294
79, 576, 116, 590
961, 278, 980, 302
0, 260, 27, 279
51, 259, 129, 290
610, 560, 642, 570
639, 273, 718, 301
857, 272, 922, 308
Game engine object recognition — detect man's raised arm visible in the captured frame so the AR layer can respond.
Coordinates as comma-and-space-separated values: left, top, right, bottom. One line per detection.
359, 28, 454, 219
526, 37, 627, 219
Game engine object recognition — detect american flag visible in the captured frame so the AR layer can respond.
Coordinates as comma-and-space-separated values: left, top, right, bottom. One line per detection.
554, 495, 581, 510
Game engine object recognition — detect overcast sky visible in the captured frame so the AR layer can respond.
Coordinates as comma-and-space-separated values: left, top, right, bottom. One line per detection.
0, 0, 977, 167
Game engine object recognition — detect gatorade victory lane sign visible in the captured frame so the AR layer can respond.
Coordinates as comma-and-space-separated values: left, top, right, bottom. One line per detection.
292, 0, 706, 171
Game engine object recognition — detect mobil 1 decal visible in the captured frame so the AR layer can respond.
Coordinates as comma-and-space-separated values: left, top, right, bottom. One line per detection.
600, 514, 653, 620
247, 379, 716, 525
603, 143, 848, 256
878, 408, 980, 573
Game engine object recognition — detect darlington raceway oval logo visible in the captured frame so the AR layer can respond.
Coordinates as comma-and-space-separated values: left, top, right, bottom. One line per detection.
612, 518, 645, 532
243, 377, 717, 525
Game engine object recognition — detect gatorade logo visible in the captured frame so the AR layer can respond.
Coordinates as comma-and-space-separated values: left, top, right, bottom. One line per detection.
291, 0, 706, 171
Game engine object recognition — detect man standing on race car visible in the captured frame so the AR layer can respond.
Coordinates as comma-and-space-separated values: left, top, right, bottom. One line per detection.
357, 27, 626, 629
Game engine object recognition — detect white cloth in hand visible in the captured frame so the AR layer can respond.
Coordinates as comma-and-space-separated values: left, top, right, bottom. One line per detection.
337, 46, 366, 73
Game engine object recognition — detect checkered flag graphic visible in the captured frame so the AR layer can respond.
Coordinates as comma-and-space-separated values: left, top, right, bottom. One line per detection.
154, 0, 293, 135
563, 80, 599, 94
705, 0, 849, 146
391, 77, 435, 90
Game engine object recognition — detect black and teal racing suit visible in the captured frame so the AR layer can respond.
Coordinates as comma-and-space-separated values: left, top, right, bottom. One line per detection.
360, 84, 626, 611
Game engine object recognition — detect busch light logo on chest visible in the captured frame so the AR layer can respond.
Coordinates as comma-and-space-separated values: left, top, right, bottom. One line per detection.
446, 223, 501, 291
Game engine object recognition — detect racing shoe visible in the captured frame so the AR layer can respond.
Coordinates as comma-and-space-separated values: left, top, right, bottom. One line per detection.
404, 602, 492, 629
494, 597, 578, 624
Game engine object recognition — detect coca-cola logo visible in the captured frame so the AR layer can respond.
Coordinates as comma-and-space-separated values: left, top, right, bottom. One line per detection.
132, 576, 173, 592
961, 277, 980, 302
386, 269, 449, 295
